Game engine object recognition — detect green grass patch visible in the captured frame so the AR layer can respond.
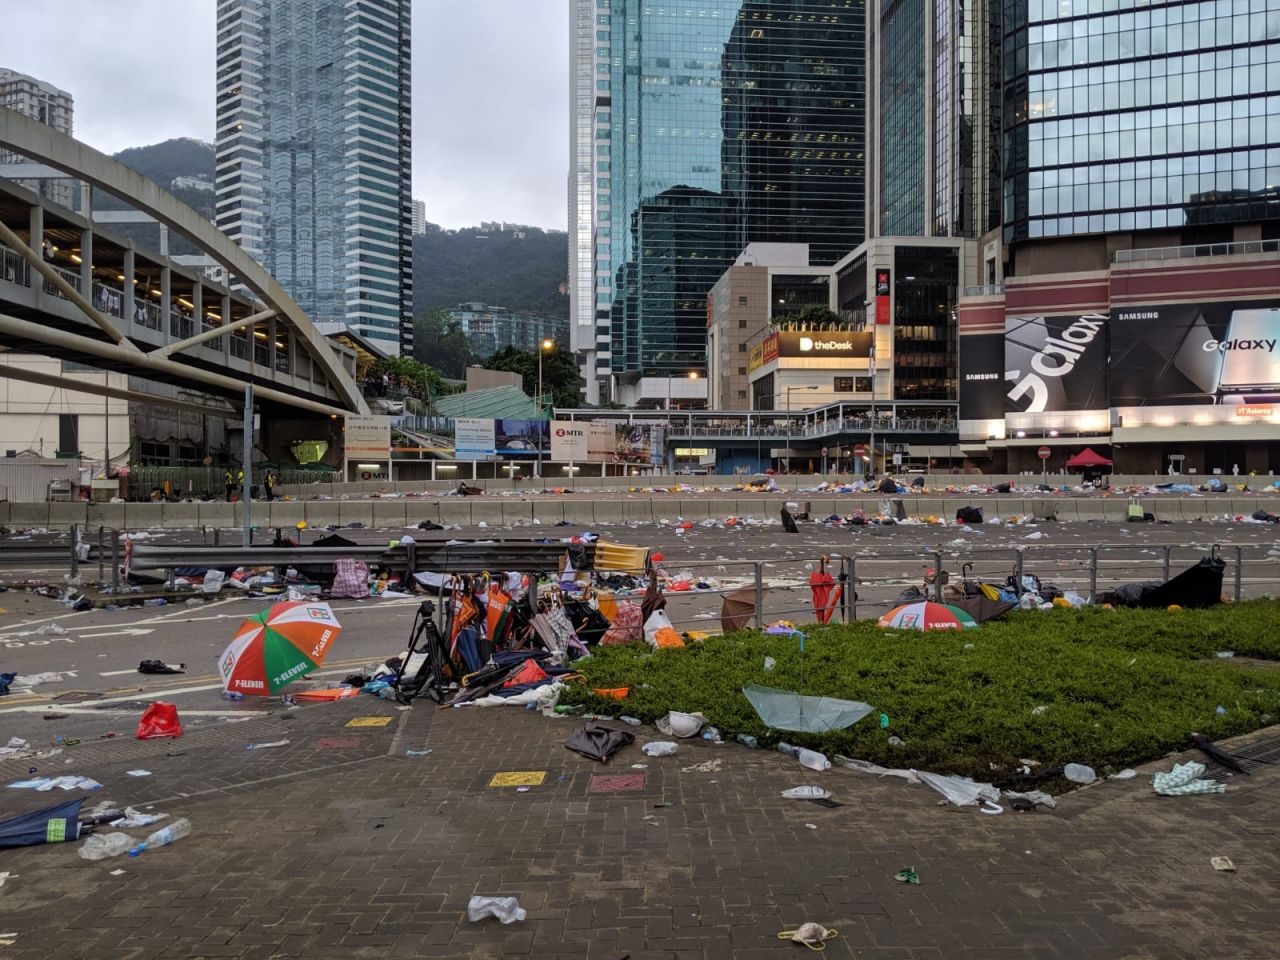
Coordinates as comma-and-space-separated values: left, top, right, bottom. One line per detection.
562, 601, 1280, 779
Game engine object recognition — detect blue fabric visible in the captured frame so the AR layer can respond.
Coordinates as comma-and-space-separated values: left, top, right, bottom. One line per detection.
0, 672, 14, 696
455, 627, 485, 673
0, 797, 82, 847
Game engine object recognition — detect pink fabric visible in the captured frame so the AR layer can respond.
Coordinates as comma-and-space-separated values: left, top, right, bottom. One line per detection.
330, 558, 370, 598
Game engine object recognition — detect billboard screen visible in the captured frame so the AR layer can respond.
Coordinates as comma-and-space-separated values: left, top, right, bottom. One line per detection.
774, 330, 873, 359
959, 333, 1005, 422
1111, 300, 1280, 406
615, 424, 665, 464
494, 420, 548, 457
1004, 313, 1108, 413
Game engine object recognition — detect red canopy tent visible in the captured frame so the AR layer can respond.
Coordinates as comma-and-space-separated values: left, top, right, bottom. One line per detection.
1064, 447, 1113, 469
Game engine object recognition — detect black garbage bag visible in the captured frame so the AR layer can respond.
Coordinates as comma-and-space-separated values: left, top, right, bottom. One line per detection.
780, 508, 800, 533
956, 505, 984, 524
564, 724, 635, 763
1141, 557, 1225, 609
1111, 581, 1160, 606
417, 520, 444, 531
1252, 510, 1279, 523
994, 482, 1012, 494
911, 476, 925, 487
137, 659, 185, 675
897, 585, 926, 603
878, 476, 899, 493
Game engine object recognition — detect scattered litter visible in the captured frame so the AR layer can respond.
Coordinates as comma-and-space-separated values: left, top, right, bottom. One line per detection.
244, 739, 290, 751
894, 867, 920, 885
1152, 761, 1225, 796
110, 807, 167, 828
803, 823, 817, 830
405, 749, 432, 756
781, 786, 831, 800
136, 702, 183, 740
916, 771, 1000, 807
7, 776, 101, 792
777, 922, 838, 949
978, 800, 1004, 815
763, 656, 776, 672
630, 763, 647, 769
1211, 856, 1236, 872
1109, 769, 1137, 780
655, 711, 706, 738
0, 872, 14, 887
642, 741, 679, 758
680, 758, 722, 774
125, 770, 152, 778
1030, 705, 1049, 716
1063, 763, 1096, 785
1215, 651, 1235, 659
516, 786, 530, 793
137, 660, 185, 675
467, 896, 526, 924
109, 869, 126, 876
79, 832, 135, 861
1004, 790, 1057, 810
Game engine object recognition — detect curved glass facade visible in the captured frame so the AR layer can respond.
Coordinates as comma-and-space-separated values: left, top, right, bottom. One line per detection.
1004, 0, 1280, 243
605, 0, 866, 377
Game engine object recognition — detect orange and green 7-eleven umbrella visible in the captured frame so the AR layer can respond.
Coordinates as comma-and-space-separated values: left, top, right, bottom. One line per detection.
218, 601, 343, 695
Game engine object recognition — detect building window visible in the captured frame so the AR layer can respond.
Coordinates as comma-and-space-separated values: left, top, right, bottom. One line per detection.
138, 441, 171, 465
737, 366, 746, 375
738, 295, 748, 306
57, 414, 79, 456
738, 343, 747, 351
855, 376, 872, 392
834, 376, 854, 392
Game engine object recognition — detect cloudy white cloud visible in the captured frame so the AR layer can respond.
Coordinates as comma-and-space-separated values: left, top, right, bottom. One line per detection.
0, 0, 568, 230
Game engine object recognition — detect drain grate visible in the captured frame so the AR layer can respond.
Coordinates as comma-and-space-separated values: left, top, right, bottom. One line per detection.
1198, 734, 1280, 781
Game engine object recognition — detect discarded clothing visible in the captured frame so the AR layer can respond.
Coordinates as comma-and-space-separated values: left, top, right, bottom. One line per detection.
1152, 761, 1225, 796
564, 724, 635, 763
137, 660, 185, 675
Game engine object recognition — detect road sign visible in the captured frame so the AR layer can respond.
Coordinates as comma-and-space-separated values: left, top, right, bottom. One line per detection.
892, 453, 903, 466
853, 444, 867, 457
1037, 446, 1051, 460
821, 446, 828, 457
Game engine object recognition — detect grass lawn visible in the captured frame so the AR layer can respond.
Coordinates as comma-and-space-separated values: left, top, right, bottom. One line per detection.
561, 601, 1280, 779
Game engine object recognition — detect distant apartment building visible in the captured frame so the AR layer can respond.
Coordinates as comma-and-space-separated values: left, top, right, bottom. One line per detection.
213, 0, 414, 356
171, 176, 215, 194
411, 198, 427, 236
447, 302, 570, 359
0, 68, 75, 208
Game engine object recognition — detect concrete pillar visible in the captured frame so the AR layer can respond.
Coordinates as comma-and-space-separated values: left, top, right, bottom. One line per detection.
28, 204, 43, 266
122, 247, 135, 326
79, 228, 93, 298
268, 315, 278, 371
221, 293, 232, 362
192, 281, 203, 332
159, 223, 170, 258
160, 265, 171, 337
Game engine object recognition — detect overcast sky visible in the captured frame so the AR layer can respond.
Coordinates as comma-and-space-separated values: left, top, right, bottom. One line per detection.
0, 1, 569, 231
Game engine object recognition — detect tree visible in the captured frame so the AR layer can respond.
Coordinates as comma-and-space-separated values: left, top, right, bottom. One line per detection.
484, 345, 583, 409
773, 305, 845, 329
368, 355, 455, 401
412, 306, 474, 378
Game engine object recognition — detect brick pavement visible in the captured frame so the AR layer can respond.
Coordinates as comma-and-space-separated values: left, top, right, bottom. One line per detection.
0, 698, 1276, 959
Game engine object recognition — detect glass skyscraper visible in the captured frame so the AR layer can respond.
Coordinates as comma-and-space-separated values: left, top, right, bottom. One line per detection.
214, 0, 413, 356
592, 0, 866, 383
1003, 0, 1280, 244
870, 0, 1003, 240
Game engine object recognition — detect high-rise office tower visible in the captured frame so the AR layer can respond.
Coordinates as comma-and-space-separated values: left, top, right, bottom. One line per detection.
867, 0, 1002, 240
0, 68, 75, 208
594, 0, 866, 402
1002, 0, 1280, 262
214, 0, 413, 356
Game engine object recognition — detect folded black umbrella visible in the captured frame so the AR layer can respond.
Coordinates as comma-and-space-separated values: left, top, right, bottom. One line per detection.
0, 797, 83, 848
564, 724, 635, 763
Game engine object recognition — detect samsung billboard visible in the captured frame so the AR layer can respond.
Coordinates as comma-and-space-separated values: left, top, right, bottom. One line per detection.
1111, 301, 1280, 407
1004, 313, 1109, 413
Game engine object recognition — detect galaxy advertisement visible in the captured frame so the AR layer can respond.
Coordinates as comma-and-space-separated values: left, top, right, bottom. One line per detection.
1004, 313, 1109, 414
1110, 300, 1280, 407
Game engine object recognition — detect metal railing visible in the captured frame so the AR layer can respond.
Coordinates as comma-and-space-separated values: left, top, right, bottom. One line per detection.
963, 283, 1005, 297
133, 300, 161, 330
40, 263, 81, 300
92, 281, 124, 318
1, 245, 30, 287
1115, 238, 1280, 264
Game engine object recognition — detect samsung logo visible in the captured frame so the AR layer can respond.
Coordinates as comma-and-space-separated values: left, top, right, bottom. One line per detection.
965, 373, 1000, 381
1117, 311, 1158, 320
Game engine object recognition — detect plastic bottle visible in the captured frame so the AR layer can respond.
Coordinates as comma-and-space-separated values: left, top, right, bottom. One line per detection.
618, 716, 642, 726
776, 741, 801, 758
128, 818, 191, 857
222, 691, 245, 701
79, 832, 134, 860
735, 734, 759, 749
552, 704, 582, 715
143, 598, 167, 607
797, 748, 831, 771
701, 726, 722, 742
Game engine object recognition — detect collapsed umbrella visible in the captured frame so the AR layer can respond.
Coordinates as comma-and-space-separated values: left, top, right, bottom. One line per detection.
809, 557, 836, 625
219, 601, 343, 695
878, 601, 978, 631
0, 797, 82, 848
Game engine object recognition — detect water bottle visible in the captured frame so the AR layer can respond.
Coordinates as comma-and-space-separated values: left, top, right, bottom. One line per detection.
735, 734, 759, 749
618, 716, 642, 726
222, 691, 245, 701
797, 748, 831, 771
776, 741, 801, 758
143, 598, 167, 607
79, 832, 134, 860
129, 818, 191, 856
702, 726, 722, 742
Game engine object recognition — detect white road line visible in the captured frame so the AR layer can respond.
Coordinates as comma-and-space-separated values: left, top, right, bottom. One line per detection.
98, 668, 141, 677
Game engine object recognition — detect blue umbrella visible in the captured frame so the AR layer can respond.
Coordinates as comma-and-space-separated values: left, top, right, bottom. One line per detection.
0, 797, 83, 848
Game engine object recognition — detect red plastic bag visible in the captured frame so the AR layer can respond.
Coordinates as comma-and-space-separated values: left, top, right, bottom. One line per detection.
136, 701, 183, 740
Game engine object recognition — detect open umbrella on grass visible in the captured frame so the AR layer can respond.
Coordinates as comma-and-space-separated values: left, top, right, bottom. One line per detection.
743, 684, 874, 734
878, 601, 978, 631
219, 601, 343, 695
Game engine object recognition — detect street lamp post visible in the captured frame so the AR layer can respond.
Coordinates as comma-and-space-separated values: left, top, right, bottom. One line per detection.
868, 344, 876, 478
785, 385, 819, 474
667, 371, 699, 471
536, 338, 554, 479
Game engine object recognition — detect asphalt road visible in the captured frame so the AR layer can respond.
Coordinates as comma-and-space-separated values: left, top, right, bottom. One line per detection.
1, 515, 1276, 752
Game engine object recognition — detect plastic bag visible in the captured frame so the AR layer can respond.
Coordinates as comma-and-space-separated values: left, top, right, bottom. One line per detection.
781, 786, 831, 799
1063, 763, 1096, 784
201, 570, 226, 594
467, 896, 526, 924
644, 609, 684, 649
642, 741, 679, 757
136, 702, 183, 740
915, 771, 999, 807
